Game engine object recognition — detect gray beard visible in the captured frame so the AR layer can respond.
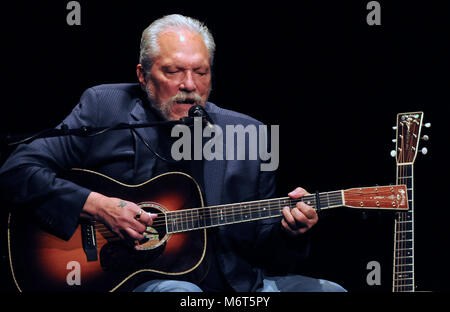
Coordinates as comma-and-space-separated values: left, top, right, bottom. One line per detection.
144, 87, 207, 120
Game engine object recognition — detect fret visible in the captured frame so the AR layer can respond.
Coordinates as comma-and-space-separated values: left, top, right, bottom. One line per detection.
260, 200, 271, 218
329, 191, 343, 207
395, 222, 412, 229
394, 264, 413, 270
395, 256, 413, 261
242, 203, 250, 220
233, 204, 242, 222
395, 216, 413, 223
395, 249, 413, 257
394, 280, 414, 285
185, 210, 191, 230
395, 247, 413, 251
395, 240, 413, 246
181, 210, 187, 231
224, 205, 234, 224
277, 198, 285, 215
302, 195, 314, 207
394, 257, 414, 265
177, 211, 184, 231
192, 209, 200, 230
209, 207, 218, 226
396, 217, 413, 222
169, 211, 176, 232
395, 225, 413, 232
198, 209, 206, 227
166, 213, 173, 233
394, 281, 414, 285
394, 272, 414, 280
394, 286, 414, 291
319, 193, 329, 210
250, 201, 260, 220
203, 207, 211, 227
394, 284, 414, 288
190, 209, 195, 229
172, 211, 180, 232
174, 210, 182, 231
397, 164, 413, 176
393, 286, 414, 292
395, 232, 413, 240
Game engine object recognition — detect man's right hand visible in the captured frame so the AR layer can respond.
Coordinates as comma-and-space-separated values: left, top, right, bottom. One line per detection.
81, 191, 157, 244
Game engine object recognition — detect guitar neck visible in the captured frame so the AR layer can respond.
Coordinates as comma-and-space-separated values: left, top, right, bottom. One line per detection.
165, 191, 344, 234
164, 184, 408, 234
393, 163, 415, 292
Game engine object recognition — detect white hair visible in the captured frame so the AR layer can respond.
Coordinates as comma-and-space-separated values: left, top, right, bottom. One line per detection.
139, 14, 216, 73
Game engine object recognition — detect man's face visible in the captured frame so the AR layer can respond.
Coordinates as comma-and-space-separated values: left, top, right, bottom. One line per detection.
138, 29, 212, 120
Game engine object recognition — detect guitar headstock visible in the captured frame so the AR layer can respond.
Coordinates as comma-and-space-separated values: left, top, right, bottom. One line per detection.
343, 185, 409, 210
392, 112, 429, 165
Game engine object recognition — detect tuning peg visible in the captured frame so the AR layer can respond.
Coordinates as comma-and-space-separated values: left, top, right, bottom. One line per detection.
420, 147, 428, 155
424, 122, 431, 128
422, 135, 429, 141
392, 139, 397, 143
392, 126, 397, 130
390, 150, 397, 157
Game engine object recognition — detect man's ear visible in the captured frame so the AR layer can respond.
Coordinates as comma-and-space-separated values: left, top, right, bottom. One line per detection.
136, 64, 147, 87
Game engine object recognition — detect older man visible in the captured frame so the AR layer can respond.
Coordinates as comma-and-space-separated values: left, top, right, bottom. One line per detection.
0, 14, 345, 292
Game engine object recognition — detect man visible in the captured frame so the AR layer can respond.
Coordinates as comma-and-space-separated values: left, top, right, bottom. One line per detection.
0, 14, 345, 292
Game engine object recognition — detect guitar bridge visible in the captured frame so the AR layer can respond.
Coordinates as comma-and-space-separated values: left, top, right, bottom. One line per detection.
81, 221, 98, 261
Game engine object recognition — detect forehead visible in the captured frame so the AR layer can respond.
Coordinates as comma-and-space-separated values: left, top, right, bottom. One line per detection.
156, 29, 210, 66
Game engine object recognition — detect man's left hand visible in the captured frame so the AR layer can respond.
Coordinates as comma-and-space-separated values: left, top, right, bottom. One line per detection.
281, 187, 318, 236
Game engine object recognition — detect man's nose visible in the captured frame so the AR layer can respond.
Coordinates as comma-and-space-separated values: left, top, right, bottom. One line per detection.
180, 71, 196, 92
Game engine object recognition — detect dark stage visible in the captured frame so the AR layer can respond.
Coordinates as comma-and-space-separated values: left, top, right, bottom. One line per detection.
0, 0, 449, 296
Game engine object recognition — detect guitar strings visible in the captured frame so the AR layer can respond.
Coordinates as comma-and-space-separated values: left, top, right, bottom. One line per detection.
394, 120, 416, 291
94, 195, 343, 235
95, 189, 402, 233
149, 188, 401, 228
95, 189, 402, 235
144, 194, 344, 228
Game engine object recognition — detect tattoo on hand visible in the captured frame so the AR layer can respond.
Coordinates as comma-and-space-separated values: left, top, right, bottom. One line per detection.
118, 200, 127, 208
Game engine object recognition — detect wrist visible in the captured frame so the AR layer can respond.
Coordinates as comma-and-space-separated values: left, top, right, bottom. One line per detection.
81, 191, 110, 221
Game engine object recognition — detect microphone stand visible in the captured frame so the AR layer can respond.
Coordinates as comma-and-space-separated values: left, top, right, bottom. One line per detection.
0, 117, 195, 148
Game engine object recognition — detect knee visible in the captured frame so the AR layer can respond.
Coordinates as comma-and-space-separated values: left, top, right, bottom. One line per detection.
134, 279, 203, 292
319, 279, 347, 292
164, 280, 203, 292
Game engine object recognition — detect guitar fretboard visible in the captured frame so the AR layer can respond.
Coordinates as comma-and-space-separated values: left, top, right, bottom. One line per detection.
165, 191, 343, 233
393, 163, 415, 292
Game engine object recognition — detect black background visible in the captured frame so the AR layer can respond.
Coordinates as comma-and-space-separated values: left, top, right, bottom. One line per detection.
0, 0, 449, 294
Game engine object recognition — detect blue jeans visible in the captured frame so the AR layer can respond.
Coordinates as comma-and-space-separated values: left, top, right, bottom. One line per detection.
133, 275, 346, 292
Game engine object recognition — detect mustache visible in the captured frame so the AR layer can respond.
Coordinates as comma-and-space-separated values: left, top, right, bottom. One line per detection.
170, 92, 204, 105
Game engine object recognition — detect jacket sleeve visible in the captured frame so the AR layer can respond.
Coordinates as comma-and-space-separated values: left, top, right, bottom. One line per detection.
0, 87, 100, 240
251, 155, 312, 274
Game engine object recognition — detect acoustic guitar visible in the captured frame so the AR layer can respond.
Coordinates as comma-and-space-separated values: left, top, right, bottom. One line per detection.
7, 168, 408, 292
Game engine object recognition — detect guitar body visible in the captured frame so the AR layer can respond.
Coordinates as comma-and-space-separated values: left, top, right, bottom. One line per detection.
7, 170, 209, 292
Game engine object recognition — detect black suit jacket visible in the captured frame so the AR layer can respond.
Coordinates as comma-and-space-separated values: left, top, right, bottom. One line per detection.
0, 83, 310, 291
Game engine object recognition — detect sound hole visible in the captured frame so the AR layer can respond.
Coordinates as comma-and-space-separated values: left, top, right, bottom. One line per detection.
99, 203, 168, 271
135, 204, 169, 251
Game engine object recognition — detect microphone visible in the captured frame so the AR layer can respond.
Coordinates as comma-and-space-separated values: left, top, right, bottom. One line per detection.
187, 105, 214, 129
